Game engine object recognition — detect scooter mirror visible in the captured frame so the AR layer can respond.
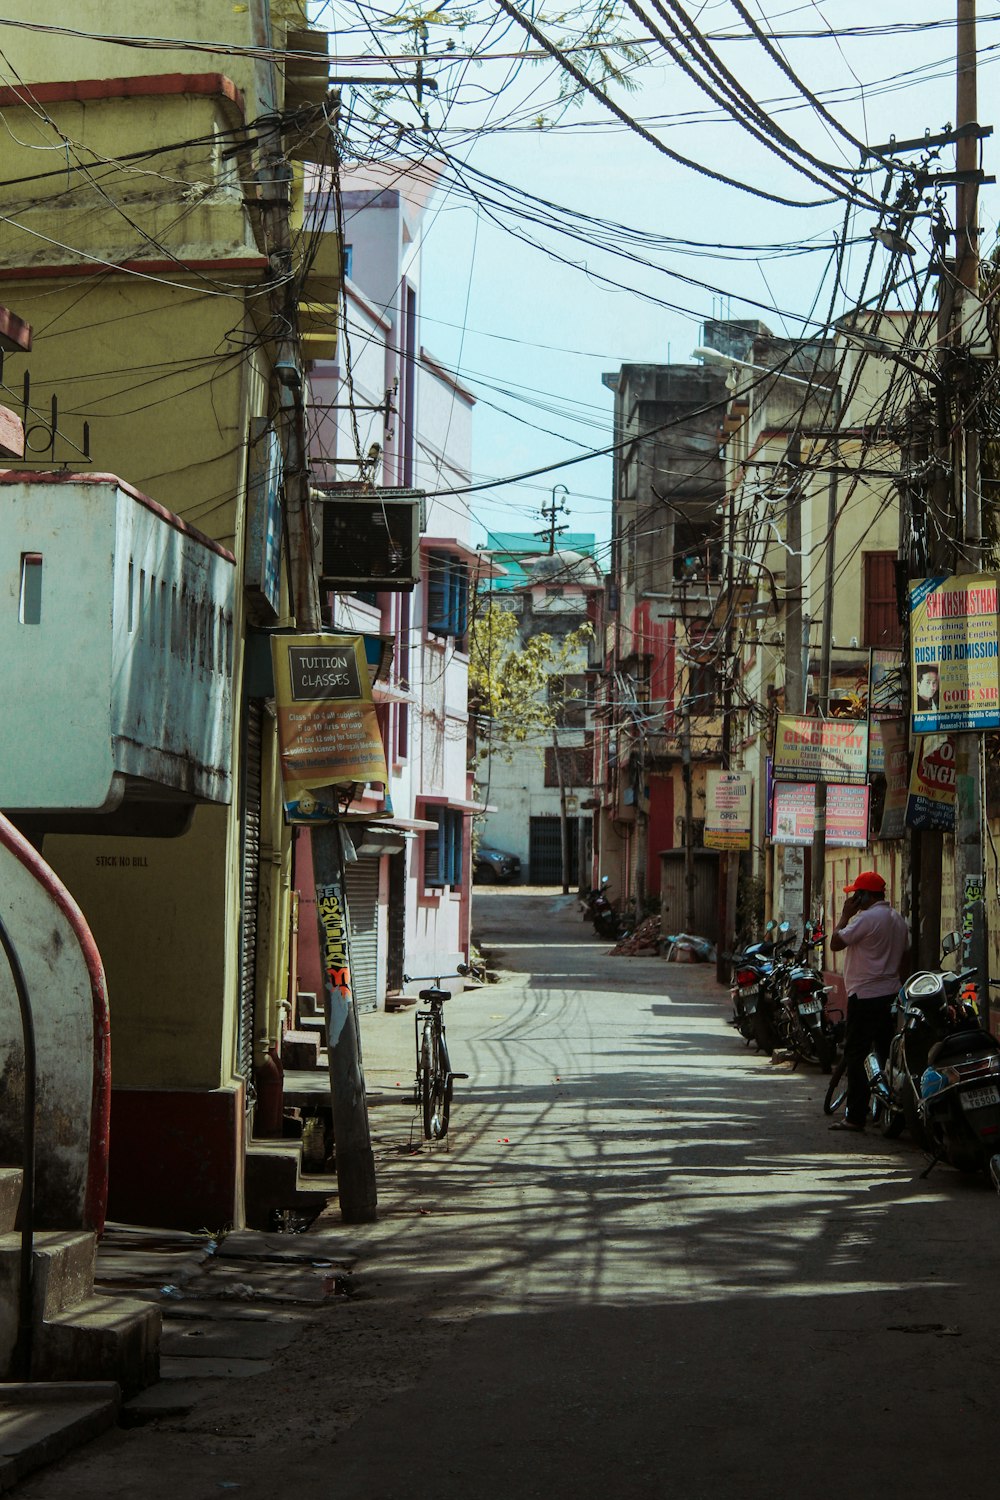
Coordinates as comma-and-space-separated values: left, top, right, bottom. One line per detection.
778, 921, 792, 936
765, 920, 776, 933
941, 930, 961, 956
600, 875, 610, 888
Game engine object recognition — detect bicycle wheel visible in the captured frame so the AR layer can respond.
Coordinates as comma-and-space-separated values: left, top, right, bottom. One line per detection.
823, 1055, 848, 1116
428, 1034, 453, 1140
420, 1027, 434, 1139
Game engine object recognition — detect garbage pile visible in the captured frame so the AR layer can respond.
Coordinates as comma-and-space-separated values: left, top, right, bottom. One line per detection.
610, 915, 661, 956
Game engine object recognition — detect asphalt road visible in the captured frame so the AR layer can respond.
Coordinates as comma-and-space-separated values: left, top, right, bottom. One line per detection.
23, 888, 1000, 1499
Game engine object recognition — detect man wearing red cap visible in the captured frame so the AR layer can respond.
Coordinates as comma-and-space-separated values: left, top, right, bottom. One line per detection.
829, 872, 909, 1131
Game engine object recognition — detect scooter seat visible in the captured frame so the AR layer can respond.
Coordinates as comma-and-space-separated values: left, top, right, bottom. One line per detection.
927, 1028, 1000, 1065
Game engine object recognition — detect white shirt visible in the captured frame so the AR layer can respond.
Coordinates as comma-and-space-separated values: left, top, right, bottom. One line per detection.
838, 901, 908, 998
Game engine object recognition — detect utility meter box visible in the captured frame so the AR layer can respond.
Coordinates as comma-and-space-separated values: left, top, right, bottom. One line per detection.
317, 486, 425, 591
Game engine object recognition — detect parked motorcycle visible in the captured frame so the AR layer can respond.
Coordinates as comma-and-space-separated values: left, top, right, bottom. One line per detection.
585, 878, 623, 941
730, 923, 778, 1044
749, 921, 797, 1056
775, 922, 836, 1073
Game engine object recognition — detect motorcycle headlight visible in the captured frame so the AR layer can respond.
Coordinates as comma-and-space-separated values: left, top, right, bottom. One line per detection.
905, 973, 945, 1000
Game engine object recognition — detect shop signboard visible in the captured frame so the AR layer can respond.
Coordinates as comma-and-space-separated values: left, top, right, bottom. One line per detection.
771, 782, 869, 848
271, 632, 389, 821
877, 718, 909, 841
773, 714, 869, 785
245, 419, 283, 617
909, 574, 1000, 733
704, 771, 753, 850
905, 734, 956, 832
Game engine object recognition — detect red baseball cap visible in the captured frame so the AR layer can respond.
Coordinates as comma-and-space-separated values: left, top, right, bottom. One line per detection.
843, 871, 886, 894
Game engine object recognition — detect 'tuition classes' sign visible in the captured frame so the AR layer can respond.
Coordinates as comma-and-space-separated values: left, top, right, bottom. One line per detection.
271, 633, 388, 821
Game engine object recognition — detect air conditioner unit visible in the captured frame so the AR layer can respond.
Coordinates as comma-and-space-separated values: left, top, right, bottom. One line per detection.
316, 486, 425, 591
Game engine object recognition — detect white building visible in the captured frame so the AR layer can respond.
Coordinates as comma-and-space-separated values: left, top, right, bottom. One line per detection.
296, 162, 489, 1008
478, 549, 603, 886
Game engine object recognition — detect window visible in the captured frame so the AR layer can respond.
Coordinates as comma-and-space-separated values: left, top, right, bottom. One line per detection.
548, 673, 588, 728
18, 553, 42, 624
544, 734, 594, 788
427, 551, 469, 645
685, 622, 717, 714
864, 551, 902, 647
423, 807, 464, 887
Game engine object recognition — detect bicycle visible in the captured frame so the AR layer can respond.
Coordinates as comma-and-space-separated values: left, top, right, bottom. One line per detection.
823, 1048, 891, 1123
405, 972, 469, 1140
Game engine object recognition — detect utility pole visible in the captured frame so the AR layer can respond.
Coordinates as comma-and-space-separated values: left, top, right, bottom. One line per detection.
537, 484, 569, 554
261, 104, 377, 1224
552, 723, 571, 895
951, 0, 988, 1001
782, 433, 806, 928
716, 506, 738, 983
682, 696, 696, 930
809, 389, 842, 945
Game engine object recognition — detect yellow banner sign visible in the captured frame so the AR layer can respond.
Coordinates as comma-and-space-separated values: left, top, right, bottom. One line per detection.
704, 771, 753, 850
271, 633, 388, 818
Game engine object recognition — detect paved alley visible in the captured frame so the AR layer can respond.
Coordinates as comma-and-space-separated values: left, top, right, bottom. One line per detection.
21, 888, 1000, 1499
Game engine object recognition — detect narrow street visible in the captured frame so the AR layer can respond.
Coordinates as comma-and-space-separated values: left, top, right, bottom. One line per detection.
22, 888, 1000, 1499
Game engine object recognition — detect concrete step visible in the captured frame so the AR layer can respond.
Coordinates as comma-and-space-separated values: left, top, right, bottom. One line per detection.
33, 1295, 161, 1398
280, 1029, 322, 1070
0, 1382, 120, 1491
243, 1141, 334, 1231
0, 1169, 22, 1235
0, 1231, 96, 1376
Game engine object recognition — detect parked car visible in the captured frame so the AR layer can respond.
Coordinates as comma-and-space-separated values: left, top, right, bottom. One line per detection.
474, 846, 521, 883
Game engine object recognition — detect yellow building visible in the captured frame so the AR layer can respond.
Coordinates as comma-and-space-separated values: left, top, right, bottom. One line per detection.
0, 2, 336, 1227
713, 316, 942, 955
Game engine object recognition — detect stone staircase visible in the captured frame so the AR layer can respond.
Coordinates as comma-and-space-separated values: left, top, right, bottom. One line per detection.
0, 1168, 160, 1395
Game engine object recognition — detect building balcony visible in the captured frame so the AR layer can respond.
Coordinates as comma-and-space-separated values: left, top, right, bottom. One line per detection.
0, 473, 235, 832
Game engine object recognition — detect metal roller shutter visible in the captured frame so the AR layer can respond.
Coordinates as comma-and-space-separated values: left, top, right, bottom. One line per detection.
345, 856, 380, 1013
237, 700, 264, 1096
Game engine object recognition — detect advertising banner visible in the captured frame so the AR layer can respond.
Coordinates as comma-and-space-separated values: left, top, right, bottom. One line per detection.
868, 648, 906, 776
870, 648, 906, 719
704, 771, 753, 850
245, 418, 283, 617
905, 734, 956, 832
877, 718, 910, 841
771, 783, 869, 848
773, 715, 869, 785
271, 633, 389, 821
909, 574, 1000, 733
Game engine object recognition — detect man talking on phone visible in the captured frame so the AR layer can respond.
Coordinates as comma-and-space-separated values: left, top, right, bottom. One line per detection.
829, 872, 909, 1132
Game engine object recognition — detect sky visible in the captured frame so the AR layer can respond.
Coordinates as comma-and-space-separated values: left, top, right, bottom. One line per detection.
314, 3, 1000, 566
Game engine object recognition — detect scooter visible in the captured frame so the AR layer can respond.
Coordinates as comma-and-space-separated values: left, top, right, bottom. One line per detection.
910, 933, 1000, 1183
880, 940, 980, 1145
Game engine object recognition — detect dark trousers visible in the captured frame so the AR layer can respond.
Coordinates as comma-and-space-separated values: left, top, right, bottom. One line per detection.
845, 992, 897, 1125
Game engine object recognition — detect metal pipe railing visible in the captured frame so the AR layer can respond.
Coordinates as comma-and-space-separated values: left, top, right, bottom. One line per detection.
0, 913, 35, 1380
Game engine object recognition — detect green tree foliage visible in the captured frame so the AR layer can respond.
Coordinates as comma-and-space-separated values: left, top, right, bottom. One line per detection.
378, 0, 644, 103
468, 600, 593, 761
